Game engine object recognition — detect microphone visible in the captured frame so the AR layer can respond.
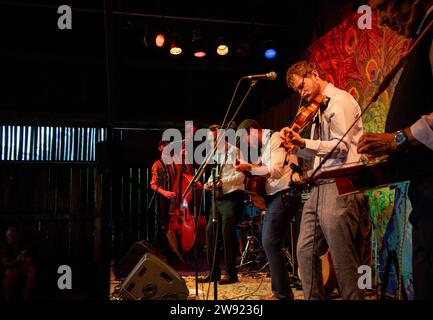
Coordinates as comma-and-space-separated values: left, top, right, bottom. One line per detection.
244, 71, 277, 81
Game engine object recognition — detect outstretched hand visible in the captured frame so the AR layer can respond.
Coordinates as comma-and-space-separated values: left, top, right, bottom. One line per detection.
357, 132, 397, 156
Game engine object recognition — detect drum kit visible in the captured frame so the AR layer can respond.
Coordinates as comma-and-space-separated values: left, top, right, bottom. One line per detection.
236, 188, 312, 291
236, 191, 300, 281
237, 191, 266, 272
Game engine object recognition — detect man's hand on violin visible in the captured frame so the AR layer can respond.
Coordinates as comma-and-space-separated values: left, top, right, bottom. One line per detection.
279, 127, 306, 153
162, 190, 177, 200
357, 132, 397, 156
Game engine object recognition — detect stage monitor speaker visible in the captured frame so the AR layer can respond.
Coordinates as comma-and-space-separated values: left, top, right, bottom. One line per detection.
119, 253, 189, 300
118, 240, 156, 278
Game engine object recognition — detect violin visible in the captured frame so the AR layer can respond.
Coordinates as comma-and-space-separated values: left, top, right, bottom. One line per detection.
282, 94, 329, 149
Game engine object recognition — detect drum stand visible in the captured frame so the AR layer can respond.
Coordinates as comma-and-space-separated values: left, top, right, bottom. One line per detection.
238, 235, 256, 271
237, 198, 265, 272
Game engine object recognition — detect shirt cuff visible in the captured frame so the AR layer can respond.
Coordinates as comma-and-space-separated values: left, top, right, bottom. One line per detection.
251, 166, 269, 176
304, 139, 321, 152
410, 117, 433, 151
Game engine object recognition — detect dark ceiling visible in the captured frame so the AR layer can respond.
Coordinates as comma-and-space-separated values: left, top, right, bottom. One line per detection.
0, 0, 363, 129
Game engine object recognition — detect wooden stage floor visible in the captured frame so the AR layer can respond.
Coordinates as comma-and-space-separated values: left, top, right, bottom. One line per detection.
110, 266, 307, 300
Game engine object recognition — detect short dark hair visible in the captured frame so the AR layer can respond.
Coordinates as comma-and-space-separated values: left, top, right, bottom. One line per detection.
237, 119, 261, 131
286, 60, 327, 90
208, 124, 221, 132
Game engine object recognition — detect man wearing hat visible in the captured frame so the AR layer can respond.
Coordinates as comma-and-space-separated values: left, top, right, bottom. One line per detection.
235, 119, 300, 300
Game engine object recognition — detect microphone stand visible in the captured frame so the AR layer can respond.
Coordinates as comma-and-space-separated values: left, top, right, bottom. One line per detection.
182, 78, 259, 300
211, 166, 219, 300
193, 169, 199, 298
182, 79, 258, 199
148, 185, 160, 247
147, 165, 168, 249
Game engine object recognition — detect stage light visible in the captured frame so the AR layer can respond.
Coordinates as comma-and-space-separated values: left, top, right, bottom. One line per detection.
155, 32, 166, 47
143, 34, 150, 47
216, 37, 229, 56
192, 28, 206, 58
235, 41, 252, 57
263, 40, 277, 59
265, 48, 276, 59
142, 25, 150, 48
170, 33, 183, 55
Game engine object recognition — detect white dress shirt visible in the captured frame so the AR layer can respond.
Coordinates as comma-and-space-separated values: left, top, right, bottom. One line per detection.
411, 6, 433, 151
206, 143, 245, 195
250, 131, 298, 196
295, 83, 364, 170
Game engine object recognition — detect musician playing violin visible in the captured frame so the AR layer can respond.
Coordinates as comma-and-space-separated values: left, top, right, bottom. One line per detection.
280, 61, 370, 300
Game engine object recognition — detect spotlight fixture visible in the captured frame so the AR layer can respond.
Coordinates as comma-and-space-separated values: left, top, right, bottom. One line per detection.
192, 28, 206, 58
143, 33, 150, 47
142, 25, 150, 48
216, 37, 229, 56
155, 32, 166, 47
235, 41, 252, 57
169, 33, 183, 55
263, 40, 277, 59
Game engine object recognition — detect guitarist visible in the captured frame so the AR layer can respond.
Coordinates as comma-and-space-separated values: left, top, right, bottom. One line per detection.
235, 119, 300, 300
280, 61, 369, 300
198, 125, 246, 285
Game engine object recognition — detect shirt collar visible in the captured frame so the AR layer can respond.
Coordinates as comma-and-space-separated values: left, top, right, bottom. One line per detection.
322, 82, 335, 98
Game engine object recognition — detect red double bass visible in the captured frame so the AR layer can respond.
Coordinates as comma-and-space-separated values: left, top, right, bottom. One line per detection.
166, 163, 206, 259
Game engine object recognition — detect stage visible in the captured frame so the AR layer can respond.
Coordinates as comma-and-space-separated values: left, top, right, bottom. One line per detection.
110, 270, 306, 301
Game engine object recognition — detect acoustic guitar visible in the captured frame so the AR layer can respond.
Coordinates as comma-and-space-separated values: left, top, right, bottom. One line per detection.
298, 249, 337, 297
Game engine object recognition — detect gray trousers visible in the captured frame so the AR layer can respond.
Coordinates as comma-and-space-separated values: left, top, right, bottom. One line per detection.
297, 183, 368, 300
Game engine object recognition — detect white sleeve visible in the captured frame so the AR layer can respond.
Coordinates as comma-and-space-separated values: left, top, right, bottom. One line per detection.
250, 133, 287, 179
410, 112, 433, 151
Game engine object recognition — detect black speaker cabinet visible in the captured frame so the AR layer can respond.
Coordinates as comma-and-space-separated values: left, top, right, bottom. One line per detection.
118, 240, 155, 278
119, 253, 189, 300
